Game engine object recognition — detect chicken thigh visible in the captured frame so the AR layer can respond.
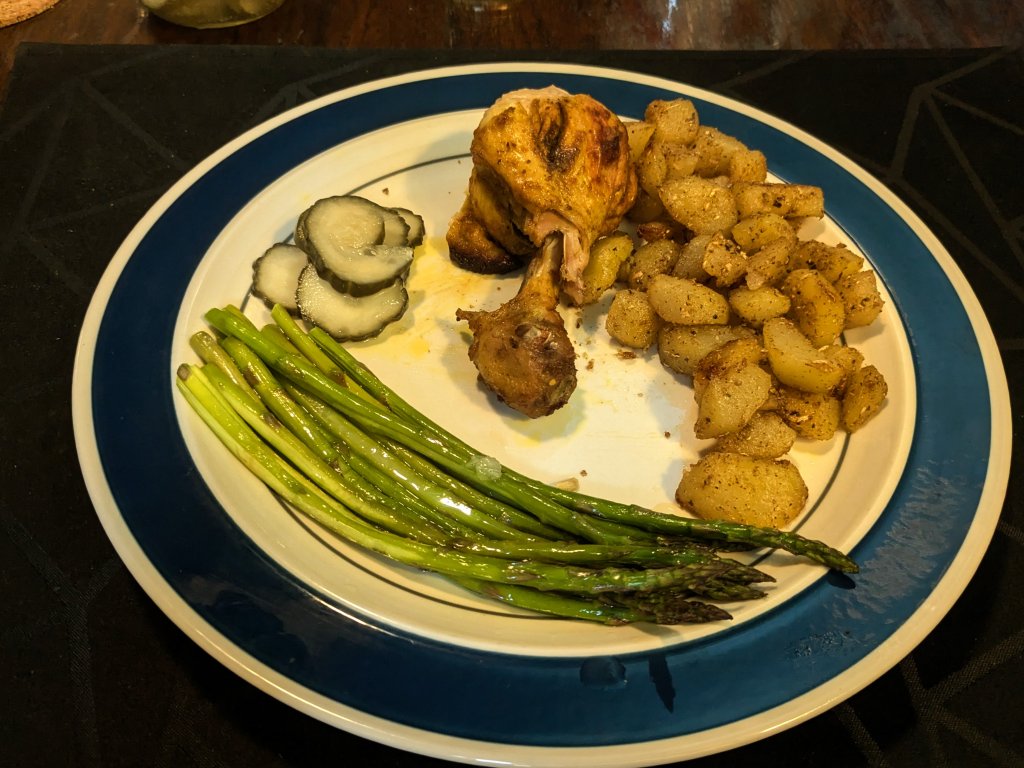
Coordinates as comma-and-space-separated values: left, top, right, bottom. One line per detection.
447, 86, 637, 303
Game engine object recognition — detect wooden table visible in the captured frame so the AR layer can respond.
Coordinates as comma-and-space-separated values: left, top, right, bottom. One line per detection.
2, 0, 1023, 98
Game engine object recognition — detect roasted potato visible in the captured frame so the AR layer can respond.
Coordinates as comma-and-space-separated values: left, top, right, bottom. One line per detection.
605, 289, 661, 349
644, 98, 700, 145
835, 270, 885, 328
660, 176, 739, 236
578, 232, 634, 305
693, 364, 772, 439
657, 324, 756, 376
731, 213, 795, 253
842, 364, 888, 431
625, 120, 655, 164
744, 237, 795, 290
712, 411, 797, 458
762, 317, 846, 394
676, 452, 808, 528
789, 240, 863, 283
671, 233, 713, 281
647, 274, 731, 325
781, 268, 846, 347
701, 232, 748, 288
776, 387, 842, 440
733, 182, 825, 219
728, 148, 768, 183
728, 285, 791, 327
622, 239, 682, 290
692, 127, 748, 177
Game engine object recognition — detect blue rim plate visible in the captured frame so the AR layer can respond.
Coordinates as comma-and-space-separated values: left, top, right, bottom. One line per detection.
71, 64, 1011, 766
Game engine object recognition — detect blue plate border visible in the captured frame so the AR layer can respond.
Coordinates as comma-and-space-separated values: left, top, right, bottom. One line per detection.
86, 69, 992, 747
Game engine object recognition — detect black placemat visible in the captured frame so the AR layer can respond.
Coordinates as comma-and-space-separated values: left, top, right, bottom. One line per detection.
0, 44, 1021, 767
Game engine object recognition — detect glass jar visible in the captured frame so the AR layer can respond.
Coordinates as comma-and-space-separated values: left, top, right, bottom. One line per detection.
141, 0, 285, 29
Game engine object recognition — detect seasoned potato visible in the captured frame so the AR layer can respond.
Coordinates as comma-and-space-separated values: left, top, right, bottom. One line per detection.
625, 120, 655, 164
672, 233, 713, 281
729, 148, 768, 183
627, 189, 666, 223
762, 317, 846, 394
647, 274, 731, 325
731, 213, 795, 253
842, 364, 888, 431
660, 176, 739, 235
637, 141, 669, 198
790, 240, 863, 283
676, 452, 808, 528
728, 285, 791, 327
693, 364, 772, 439
662, 142, 700, 181
776, 387, 842, 440
835, 270, 885, 328
691, 336, 766, 400
701, 232, 748, 288
657, 324, 756, 376
712, 412, 796, 458
578, 232, 634, 305
744, 237, 795, 290
734, 182, 825, 219
821, 344, 865, 395
620, 238, 682, 290
605, 289, 661, 349
692, 127, 748, 177
644, 99, 700, 145
781, 268, 846, 347
635, 218, 688, 243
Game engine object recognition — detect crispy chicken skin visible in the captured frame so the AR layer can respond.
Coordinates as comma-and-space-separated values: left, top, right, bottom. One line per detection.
446, 86, 638, 303
455, 235, 576, 418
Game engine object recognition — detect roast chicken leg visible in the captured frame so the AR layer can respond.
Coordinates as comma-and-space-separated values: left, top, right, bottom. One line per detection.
455, 235, 576, 418
448, 86, 637, 417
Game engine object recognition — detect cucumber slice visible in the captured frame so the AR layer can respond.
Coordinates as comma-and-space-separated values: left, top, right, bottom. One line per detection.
295, 263, 409, 341
251, 243, 309, 312
391, 207, 426, 247
297, 195, 414, 289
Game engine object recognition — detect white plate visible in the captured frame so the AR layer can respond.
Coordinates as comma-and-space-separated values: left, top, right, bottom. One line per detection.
72, 63, 1011, 766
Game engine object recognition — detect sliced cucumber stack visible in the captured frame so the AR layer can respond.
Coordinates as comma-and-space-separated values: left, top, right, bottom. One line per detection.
250, 195, 425, 340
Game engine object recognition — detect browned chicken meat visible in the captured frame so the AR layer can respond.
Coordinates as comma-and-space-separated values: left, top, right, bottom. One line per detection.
448, 86, 637, 301
448, 86, 637, 417
455, 236, 575, 418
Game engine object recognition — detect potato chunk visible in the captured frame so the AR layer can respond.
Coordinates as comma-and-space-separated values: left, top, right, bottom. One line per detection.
734, 182, 825, 219
660, 176, 739, 235
578, 232, 633, 305
657, 324, 755, 376
644, 99, 701, 145
712, 412, 797, 458
762, 317, 846, 394
605, 289, 661, 349
776, 387, 842, 441
693, 363, 772, 439
781, 268, 846, 347
789, 240, 863, 283
701, 232, 748, 288
647, 274, 731, 325
836, 270, 885, 328
676, 452, 808, 528
728, 285, 791, 327
622, 239, 682, 290
842, 364, 888, 431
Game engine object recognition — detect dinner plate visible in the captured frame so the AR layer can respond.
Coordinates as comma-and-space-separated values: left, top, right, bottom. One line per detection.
72, 63, 1011, 766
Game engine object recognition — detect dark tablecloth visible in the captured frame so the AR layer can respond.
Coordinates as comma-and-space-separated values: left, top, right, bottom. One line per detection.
1, 44, 1021, 767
